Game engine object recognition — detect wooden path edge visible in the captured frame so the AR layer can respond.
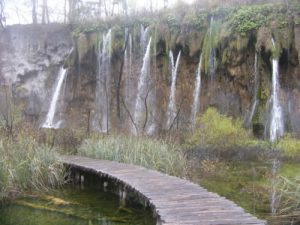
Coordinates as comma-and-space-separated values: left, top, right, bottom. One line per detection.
61, 155, 266, 225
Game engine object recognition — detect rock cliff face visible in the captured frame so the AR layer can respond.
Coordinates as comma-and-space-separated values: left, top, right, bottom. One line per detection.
0, 24, 73, 123
0, 4, 300, 138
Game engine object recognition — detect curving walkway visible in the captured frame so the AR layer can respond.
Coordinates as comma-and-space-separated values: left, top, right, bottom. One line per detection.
61, 155, 266, 225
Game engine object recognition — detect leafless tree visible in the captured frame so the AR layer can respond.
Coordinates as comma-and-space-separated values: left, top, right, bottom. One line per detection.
121, 96, 138, 133
64, 0, 67, 23
42, 0, 50, 24
117, 30, 130, 120
31, 0, 37, 24
0, 0, 4, 28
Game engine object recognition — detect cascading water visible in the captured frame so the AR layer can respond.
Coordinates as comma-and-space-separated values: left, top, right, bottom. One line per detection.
42, 67, 68, 129
166, 50, 181, 129
133, 37, 152, 134
269, 39, 284, 141
190, 54, 202, 128
93, 29, 112, 133
124, 32, 133, 110
140, 25, 150, 56
209, 16, 217, 78
247, 53, 259, 126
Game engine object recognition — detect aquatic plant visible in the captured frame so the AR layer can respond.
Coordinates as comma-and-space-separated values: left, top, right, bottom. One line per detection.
78, 135, 186, 177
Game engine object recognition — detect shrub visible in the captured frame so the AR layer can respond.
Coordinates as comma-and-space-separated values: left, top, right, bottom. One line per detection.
78, 135, 186, 177
185, 107, 251, 151
276, 135, 300, 158
228, 3, 288, 35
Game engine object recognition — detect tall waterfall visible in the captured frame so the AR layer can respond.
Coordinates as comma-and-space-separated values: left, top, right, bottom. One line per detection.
209, 16, 217, 78
124, 32, 133, 108
94, 29, 112, 133
247, 53, 259, 126
42, 67, 68, 129
166, 50, 181, 129
269, 39, 284, 141
191, 54, 202, 128
140, 25, 150, 56
133, 37, 152, 134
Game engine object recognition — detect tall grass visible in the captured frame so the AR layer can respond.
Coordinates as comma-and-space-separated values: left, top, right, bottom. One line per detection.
78, 135, 186, 177
0, 134, 65, 200
273, 176, 300, 222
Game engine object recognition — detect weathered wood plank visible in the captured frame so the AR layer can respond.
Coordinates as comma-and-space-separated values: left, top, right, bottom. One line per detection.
61, 155, 266, 225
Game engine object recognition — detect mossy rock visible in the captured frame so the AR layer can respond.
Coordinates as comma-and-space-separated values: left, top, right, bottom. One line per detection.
255, 27, 273, 53
294, 26, 300, 65
77, 32, 98, 63
176, 28, 205, 57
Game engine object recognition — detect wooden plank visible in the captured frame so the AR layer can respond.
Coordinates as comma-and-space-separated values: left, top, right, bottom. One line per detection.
61, 156, 266, 225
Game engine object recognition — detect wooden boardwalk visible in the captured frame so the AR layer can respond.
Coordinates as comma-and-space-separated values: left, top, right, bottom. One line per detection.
61, 155, 266, 225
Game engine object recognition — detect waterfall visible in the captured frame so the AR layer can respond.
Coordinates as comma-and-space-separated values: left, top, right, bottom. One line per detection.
133, 37, 152, 134
42, 67, 68, 129
209, 16, 217, 78
269, 39, 284, 142
124, 32, 132, 107
247, 53, 259, 126
140, 25, 150, 56
190, 54, 202, 128
94, 29, 112, 133
166, 50, 181, 129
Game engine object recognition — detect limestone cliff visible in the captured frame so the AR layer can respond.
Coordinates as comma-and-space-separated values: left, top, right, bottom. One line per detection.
0, 2, 299, 138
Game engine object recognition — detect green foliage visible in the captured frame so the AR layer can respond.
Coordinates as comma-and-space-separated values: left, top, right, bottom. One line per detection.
185, 108, 252, 150
228, 3, 288, 36
0, 94, 65, 200
0, 135, 65, 200
276, 135, 300, 158
78, 135, 186, 177
182, 9, 208, 29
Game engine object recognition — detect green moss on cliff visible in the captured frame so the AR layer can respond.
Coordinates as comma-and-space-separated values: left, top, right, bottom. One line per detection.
228, 3, 290, 36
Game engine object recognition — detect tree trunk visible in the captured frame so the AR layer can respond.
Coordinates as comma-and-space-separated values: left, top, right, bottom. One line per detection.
116, 31, 129, 120
42, 0, 49, 24
32, 0, 37, 24
64, 0, 67, 23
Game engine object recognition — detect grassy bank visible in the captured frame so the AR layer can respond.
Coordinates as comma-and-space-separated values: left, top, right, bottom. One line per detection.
78, 135, 186, 177
0, 133, 65, 200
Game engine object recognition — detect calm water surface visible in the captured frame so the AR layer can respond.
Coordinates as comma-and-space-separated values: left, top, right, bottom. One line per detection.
0, 185, 156, 225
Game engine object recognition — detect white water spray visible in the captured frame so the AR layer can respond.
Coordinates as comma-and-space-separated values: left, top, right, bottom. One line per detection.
209, 17, 217, 78
191, 54, 202, 128
42, 67, 68, 129
140, 25, 150, 56
133, 37, 152, 134
269, 39, 284, 141
94, 29, 112, 133
167, 50, 181, 129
